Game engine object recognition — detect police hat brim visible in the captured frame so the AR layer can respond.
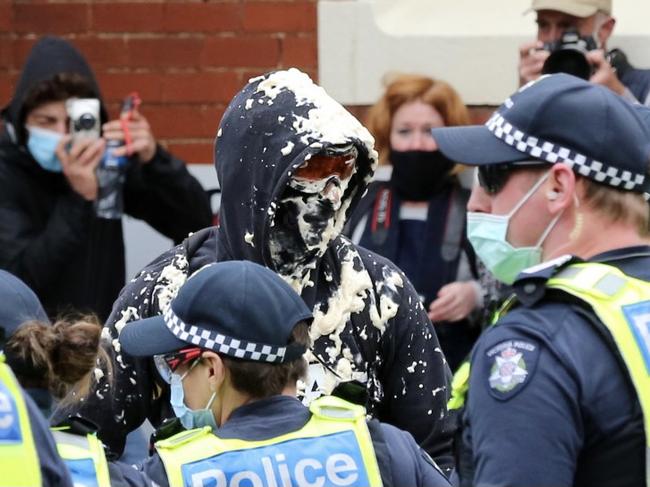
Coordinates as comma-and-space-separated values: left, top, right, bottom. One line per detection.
119, 315, 188, 357
432, 125, 532, 166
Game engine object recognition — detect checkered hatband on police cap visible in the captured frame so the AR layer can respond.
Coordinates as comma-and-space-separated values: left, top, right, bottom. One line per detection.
486, 112, 646, 192
163, 307, 287, 363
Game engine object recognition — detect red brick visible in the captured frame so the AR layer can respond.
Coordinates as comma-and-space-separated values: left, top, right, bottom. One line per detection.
144, 104, 223, 139
160, 72, 241, 104
281, 34, 316, 68
97, 72, 163, 103
14, 4, 90, 34
162, 4, 241, 33
92, 3, 164, 32
74, 38, 130, 70
126, 38, 204, 69
243, 2, 316, 33
0, 76, 17, 106
166, 141, 214, 165
12, 38, 37, 70
0, 38, 12, 69
201, 37, 280, 69
0, 4, 13, 33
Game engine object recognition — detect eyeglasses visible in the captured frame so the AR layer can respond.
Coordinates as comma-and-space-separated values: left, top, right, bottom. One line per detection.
153, 347, 203, 384
293, 145, 358, 183
477, 160, 549, 195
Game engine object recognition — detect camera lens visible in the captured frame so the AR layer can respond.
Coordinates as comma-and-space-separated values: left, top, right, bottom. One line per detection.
78, 113, 97, 130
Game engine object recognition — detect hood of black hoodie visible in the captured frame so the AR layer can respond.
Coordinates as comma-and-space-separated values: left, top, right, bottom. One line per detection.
2, 36, 108, 146
215, 69, 378, 288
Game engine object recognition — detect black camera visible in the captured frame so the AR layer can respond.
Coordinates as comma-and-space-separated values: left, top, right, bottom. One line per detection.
541, 29, 598, 80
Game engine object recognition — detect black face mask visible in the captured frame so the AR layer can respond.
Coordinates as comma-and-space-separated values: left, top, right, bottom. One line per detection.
389, 150, 456, 201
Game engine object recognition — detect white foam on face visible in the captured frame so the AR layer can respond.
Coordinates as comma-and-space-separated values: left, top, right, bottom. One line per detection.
154, 254, 189, 311
255, 68, 378, 166
244, 231, 255, 247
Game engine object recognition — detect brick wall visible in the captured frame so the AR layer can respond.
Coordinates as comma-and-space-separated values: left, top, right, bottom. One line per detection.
0, 0, 318, 164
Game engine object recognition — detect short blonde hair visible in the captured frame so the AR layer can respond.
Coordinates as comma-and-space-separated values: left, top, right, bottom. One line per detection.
366, 73, 470, 165
581, 179, 649, 236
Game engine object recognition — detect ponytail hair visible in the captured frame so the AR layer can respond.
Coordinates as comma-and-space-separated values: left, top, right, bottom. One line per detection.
4, 314, 111, 404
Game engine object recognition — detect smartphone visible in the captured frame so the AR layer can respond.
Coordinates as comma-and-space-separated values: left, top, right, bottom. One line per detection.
66, 98, 101, 144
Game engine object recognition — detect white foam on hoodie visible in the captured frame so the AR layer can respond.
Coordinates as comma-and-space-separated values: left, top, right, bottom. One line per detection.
154, 254, 189, 311
255, 68, 378, 163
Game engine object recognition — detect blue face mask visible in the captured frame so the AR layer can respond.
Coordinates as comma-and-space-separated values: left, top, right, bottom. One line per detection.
467, 171, 562, 284
26, 126, 64, 172
169, 361, 218, 431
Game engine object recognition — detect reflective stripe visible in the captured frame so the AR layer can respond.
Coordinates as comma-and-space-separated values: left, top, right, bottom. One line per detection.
548, 262, 650, 486
52, 429, 111, 487
0, 358, 41, 487
156, 395, 383, 487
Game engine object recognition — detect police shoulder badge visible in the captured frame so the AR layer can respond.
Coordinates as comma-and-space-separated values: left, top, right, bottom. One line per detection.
485, 339, 539, 401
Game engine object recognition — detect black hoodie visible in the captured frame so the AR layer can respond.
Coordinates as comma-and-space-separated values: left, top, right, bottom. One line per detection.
58, 69, 455, 471
0, 36, 212, 321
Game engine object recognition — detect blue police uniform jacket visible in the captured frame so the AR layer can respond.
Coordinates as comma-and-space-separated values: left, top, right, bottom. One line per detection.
126, 395, 451, 487
460, 246, 648, 487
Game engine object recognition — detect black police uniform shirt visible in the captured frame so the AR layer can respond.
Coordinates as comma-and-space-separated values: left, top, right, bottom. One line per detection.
460, 246, 649, 487
53, 70, 455, 472
112, 395, 451, 487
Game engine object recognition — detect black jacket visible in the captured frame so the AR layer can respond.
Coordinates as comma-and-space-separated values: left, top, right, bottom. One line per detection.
0, 36, 212, 320
56, 69, 455, 472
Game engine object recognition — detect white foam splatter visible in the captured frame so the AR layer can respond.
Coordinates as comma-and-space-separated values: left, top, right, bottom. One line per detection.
245, 99, 254, 110
154, 254, 189, 311
281, 141, 294, 156
114, 307, 140, 335
217, 128, 222, 137
244, 232, 255, 247
93, 368, 104, 381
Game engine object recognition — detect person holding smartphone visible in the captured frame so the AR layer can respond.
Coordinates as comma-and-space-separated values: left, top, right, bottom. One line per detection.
0, 36, 212, 322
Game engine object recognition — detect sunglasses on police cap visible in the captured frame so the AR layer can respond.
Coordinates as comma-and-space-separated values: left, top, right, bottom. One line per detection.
153, 347, 203, 384
293, 144, 358, 182
477, 160, 549, 194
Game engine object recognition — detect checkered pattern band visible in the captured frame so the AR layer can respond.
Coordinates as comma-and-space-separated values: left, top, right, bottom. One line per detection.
486, 112, 646, 192
163, 307, 287, 363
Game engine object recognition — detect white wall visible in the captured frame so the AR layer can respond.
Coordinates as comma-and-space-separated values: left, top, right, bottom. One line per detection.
319, 0, 650, 105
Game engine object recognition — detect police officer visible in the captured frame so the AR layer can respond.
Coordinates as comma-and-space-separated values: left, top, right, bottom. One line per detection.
0, 354, 74, 487
117, 260, 451, 487
433, 73, 650, 486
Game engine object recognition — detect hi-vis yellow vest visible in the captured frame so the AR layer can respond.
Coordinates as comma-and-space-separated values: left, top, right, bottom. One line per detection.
156, 395, 383, 487
448, 262, 650, 486
51, 428, 111, 487
0, 356, 41, 487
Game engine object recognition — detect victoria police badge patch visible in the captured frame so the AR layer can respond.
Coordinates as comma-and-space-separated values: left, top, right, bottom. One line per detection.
485, 339, 539, 400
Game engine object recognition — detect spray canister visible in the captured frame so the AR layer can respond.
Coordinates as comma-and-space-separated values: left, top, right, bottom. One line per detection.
95, 93, 140, 219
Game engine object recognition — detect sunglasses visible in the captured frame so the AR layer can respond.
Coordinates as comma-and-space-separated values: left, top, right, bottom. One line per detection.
293, 145, 358, 183
153, 347, 203, 384
477, 160, 549, 194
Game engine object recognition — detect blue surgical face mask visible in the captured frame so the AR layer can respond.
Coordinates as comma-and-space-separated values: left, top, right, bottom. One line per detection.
467, 170, 562, 284
169, 360, 218, 431
26, 125, 64, 172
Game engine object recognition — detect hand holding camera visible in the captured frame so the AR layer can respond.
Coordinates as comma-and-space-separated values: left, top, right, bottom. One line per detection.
518, 40, 550, 85
57, 98, 105, 201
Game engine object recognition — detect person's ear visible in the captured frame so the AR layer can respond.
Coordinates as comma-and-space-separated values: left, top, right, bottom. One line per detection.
545, 164, 575, 213
202, 351, 226, 389
598, 16, 615, 47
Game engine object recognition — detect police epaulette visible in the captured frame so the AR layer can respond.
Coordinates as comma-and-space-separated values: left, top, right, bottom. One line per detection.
512, 254, 581, 307
155, 426, 212, 450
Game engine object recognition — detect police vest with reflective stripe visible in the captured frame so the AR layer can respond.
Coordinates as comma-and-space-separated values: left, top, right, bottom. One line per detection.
0, 356, 41, 487
448, 262, 650, 486
155, 395, 384, 487
51, 428, 111, 487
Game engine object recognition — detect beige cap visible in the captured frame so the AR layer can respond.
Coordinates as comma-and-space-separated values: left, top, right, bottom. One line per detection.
531, 0, 612, 17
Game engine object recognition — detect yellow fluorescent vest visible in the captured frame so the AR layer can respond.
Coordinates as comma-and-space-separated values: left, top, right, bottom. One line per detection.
0, 356, 41, 487
51, 428, 111, 487
448, 263, 650, 486
156, 395, 384, 487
